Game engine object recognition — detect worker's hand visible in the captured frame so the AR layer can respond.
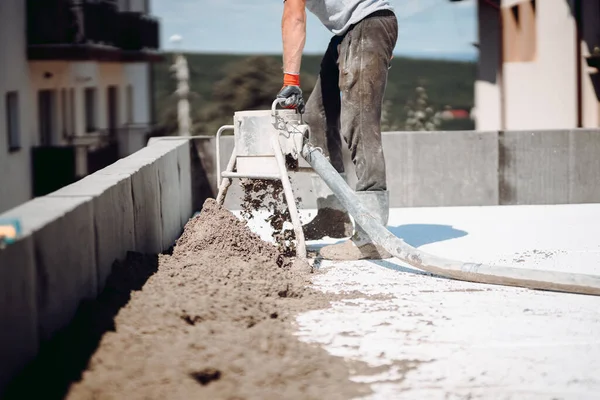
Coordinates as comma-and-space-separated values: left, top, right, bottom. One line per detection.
277, 73, 305, 113
277, 86, 305, 113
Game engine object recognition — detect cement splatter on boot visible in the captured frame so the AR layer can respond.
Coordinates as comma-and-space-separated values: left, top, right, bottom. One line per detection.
302, 174, 353, 240
319, 190, 392, 261
302, 207, 353, 240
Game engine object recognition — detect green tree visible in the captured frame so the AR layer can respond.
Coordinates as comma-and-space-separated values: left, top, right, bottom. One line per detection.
151, 53, 476, 135
381, 100, 401, 131
403, 86, 442, 131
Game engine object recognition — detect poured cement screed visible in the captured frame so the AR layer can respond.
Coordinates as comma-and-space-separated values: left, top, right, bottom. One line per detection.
290, 203, 600, 399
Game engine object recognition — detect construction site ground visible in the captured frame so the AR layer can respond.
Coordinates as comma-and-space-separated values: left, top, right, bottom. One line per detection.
289, 202, 600, 399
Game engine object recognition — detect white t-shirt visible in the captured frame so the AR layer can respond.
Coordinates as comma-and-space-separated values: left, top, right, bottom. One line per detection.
305, 0, 394, 36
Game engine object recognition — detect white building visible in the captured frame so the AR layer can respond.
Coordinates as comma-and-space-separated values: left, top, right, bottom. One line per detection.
0, 0, 163, 213
451, 0, 600, 131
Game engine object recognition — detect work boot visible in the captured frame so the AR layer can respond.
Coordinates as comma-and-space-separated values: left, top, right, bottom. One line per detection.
320, 190, 392, 261
302, 174, 353, 240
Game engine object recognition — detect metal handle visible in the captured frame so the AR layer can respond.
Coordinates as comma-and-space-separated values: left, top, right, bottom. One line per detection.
271, 98, 286, 116
215, 125, 235, 188
271, 97, 303, 115
271, 98, 305, 131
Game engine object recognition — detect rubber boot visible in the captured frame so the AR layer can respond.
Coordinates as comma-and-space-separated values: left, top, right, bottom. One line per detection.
302, 174, 353, 240
320, 190, 392, 261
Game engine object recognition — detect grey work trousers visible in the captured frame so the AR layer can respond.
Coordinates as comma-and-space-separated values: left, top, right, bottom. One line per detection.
304, 10, 398, 192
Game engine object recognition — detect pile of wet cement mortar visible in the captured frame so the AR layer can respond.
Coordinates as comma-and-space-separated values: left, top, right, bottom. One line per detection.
240, 178, 300, 257
49, 198, 373, 399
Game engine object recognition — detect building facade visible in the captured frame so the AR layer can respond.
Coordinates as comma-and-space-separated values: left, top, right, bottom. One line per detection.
452, 0, 600, 131
0, 0, 162, 213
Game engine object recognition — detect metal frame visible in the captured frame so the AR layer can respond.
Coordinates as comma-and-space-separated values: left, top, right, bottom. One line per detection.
215, 100, 308, 261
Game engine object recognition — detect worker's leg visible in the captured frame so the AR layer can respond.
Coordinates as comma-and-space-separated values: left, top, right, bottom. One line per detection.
339, 10, 397, 192
304, 35, 345, 173
301, 36, 353, 240
320, 11, 398, 260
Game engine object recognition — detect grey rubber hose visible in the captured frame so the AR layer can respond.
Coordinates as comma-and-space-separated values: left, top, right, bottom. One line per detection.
301, 143, 600, 296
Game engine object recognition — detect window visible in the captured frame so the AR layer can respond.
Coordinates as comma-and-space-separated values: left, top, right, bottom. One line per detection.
126, 84, 134, 124
38, 89, 56, 146
502, 0, 537, 62
84, 87, 97, 133
61, 89, 68, 138
107, 85, 119, 135
5, 91, 20, 152
69, 88, 75, 136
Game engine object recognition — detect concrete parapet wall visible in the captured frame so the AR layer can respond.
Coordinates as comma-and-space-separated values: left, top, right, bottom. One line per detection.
194, 128, 600, 209
1, 196, 97, 343
568, 130, 600, 203
48, 173, 135, 294
381, 130, 499, 207
382, 128, 600, 206
0, 236, 37, 394
500, 129, 600, 205
0, 138, 192, 394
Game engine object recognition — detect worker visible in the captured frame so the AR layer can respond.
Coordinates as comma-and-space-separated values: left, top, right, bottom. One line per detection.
277, 0, 398, 260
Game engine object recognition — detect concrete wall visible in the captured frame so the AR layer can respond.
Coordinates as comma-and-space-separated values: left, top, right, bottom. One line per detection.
0, 0, 34, 214
0, 138, 192, 395
381, 131, 499, 207
194, 129, 600, 209
499, 128, 600, 204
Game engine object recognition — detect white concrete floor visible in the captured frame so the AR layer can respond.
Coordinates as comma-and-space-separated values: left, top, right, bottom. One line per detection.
238, 203, 600, 399
297, 204, 600, 399
291, 204, 600, 400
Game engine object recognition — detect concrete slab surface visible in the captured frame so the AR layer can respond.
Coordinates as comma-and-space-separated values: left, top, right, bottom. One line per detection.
241, 203, 600, 399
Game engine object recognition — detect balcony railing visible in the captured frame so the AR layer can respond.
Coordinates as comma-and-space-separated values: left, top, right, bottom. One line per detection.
27, 0, 161, 61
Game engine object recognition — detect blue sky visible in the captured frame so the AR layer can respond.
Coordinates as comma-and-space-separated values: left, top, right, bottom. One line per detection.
150, 0, 477, 60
